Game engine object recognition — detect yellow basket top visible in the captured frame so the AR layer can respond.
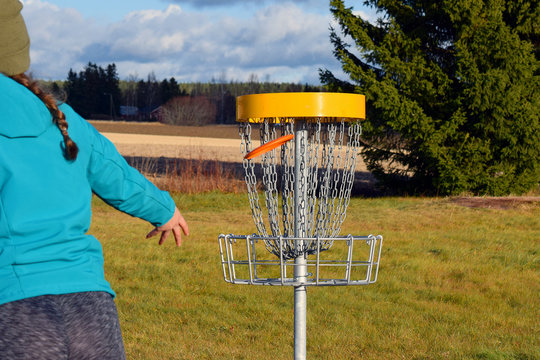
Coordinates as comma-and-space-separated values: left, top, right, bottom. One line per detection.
236, 92, 365, 123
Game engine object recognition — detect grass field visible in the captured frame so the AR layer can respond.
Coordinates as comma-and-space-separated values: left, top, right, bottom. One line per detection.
91, 192, 539, 360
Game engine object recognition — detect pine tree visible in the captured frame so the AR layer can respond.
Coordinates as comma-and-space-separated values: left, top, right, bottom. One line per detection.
64, 63, 121, 119
321, 0, 539, 195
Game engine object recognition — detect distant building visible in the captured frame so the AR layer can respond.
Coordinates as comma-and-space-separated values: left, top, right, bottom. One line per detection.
120, 105, 138, 116
150, 106, 163, 122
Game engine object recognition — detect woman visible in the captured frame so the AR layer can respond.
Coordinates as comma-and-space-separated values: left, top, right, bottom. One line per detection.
0, 1, 189, 359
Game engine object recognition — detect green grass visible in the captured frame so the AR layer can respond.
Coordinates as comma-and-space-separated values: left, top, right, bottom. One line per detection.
91, 193, 539, 360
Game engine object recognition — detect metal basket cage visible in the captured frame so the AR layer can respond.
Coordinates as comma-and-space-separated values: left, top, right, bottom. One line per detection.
219, 234, 383, 286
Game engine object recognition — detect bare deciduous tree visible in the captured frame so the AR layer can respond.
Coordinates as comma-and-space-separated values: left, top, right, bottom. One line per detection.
161, 96, 217, 126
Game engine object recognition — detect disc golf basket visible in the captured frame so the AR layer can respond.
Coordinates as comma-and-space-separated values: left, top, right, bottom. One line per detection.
218, 92, 383, 360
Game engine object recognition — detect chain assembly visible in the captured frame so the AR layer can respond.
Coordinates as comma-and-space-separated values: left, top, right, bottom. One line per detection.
239, 118, 362, 260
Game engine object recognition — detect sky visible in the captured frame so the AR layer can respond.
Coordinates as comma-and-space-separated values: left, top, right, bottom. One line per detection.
20, 0, 377, 84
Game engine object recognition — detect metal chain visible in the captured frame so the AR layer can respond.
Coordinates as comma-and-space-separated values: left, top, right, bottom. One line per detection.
328, 120, 346, 237
261, 120, 281, 237
296, 122, 308, 242
333, 122, 361, 236
281, 120, 295, 238
305, 120, 321, 238
240, 122, 267, 237
316, 122, 337, 238
326, 120, 345, 237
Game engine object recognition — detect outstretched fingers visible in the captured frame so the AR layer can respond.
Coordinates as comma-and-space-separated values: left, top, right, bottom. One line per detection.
145, 207, 189, 247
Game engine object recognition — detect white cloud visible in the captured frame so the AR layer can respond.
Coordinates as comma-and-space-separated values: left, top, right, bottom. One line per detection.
21, 1, 343, 84
22, 0, 105, 79
124, 3, 183, 22
352, 9, 377, 23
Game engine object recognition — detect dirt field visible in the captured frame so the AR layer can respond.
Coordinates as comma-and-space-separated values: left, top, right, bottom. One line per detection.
91, 120, 369, 170
92, 121, 255, 162
90, 120, 243, 139
100, 132, 252, 163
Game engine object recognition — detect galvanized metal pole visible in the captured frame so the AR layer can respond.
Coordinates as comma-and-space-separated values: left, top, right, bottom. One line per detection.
294, 123, 308, 360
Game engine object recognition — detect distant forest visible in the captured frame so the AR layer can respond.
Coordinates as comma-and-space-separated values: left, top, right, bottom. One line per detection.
41, 62, 324, 125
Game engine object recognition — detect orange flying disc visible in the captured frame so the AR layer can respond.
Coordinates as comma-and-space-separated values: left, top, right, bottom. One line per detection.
244, 134, 294, 160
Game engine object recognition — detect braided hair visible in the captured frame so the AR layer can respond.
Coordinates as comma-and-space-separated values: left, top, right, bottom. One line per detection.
10, 73, 78, 160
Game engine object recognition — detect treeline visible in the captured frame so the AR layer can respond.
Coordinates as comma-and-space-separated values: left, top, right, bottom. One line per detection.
45, 62, 323, 124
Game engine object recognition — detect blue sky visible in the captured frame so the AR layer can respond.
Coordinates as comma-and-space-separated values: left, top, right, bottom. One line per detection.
35, 0, 329, 23
21, 0, 377, 84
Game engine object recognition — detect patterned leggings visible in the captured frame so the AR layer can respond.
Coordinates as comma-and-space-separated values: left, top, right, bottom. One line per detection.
0, 291, 126, 360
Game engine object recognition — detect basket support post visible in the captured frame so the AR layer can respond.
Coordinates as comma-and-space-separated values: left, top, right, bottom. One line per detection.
294, 125, 308, 360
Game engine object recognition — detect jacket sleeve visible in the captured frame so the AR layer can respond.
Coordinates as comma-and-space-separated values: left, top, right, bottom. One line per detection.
83, 119, 175, 227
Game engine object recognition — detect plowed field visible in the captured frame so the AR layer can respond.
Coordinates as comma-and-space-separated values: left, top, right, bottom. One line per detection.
91, 121, 250, 162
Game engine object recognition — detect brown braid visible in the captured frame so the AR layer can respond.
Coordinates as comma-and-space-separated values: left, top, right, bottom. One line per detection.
10, 73, 79, 160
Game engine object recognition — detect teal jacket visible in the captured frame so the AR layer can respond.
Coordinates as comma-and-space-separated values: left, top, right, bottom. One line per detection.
0, 74, 175, 305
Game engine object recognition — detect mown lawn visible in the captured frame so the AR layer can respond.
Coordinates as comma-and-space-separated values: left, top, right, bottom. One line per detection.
90, 193, 539, 360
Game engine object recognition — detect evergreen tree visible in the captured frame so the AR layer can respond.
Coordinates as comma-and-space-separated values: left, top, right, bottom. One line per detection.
65, 69, 85, 115
104, 64, 121, 118
64, 62, 121, 119
321, 0, 539, 195
160, 77, 185, 104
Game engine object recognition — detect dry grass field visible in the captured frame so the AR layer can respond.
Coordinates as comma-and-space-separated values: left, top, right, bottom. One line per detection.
92, 193, 539, 360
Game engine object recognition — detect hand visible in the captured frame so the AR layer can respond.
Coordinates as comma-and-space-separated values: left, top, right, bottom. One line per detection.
146, 207, 189, 246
